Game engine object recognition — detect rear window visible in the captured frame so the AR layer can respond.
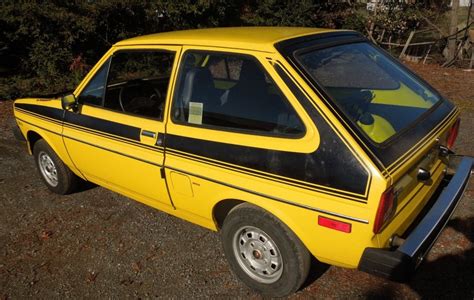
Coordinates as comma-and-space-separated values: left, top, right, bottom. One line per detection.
296, 42, 441, 143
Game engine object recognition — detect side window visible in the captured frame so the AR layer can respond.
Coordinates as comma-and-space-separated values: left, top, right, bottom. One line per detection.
172, 51, 305, 135
78, 59, 110, 106
104, 50, 175, 119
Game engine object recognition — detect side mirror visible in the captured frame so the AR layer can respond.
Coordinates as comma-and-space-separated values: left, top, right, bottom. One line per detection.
61, 94, 78, 112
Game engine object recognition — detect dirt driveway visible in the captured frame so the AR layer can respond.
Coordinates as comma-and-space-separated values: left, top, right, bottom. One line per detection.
1, 63, 473, 299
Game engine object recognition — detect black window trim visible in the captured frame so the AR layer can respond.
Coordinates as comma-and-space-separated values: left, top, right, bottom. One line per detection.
293, 41, 443, 148
77, 57, 111, 107
170, 49, 307, 139
275, 31, 456, 169
275, 32, 446, 149
78, 49, 177, 122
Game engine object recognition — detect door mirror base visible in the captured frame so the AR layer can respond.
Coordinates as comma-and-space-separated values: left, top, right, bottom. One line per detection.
61, 94, 78, 112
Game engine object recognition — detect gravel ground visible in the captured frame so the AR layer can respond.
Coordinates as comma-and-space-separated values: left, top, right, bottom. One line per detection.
0, 63, 473, 299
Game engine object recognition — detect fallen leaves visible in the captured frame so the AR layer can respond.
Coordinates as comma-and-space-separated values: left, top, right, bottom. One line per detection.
131, 261, 142, 273
86, 271, 98, 283
39, 230, 53, 240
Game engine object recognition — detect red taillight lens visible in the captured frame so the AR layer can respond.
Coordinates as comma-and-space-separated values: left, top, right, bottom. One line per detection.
447, 118, 460, 149
373, 187, 396, 234
318, 216, 352, 233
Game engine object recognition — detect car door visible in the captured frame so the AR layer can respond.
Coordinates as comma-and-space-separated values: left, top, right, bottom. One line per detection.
163, 48, 318, 221
63, 46, 181, 207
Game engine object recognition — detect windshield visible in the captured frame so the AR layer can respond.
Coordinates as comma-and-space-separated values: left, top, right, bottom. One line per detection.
296, 42, 441, 144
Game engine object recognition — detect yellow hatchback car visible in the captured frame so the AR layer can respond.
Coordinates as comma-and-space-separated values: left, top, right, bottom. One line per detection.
13, 27, 472, 296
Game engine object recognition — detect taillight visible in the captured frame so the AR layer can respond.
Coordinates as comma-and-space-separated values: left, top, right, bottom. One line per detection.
373, 187, 397, 234
447, 118, 460, 149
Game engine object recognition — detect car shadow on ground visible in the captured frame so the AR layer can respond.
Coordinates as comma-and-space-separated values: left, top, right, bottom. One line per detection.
301, 257, 331, 290
408, 216, 474, 299
365, 216, 474, 299
77, 180, 97, 192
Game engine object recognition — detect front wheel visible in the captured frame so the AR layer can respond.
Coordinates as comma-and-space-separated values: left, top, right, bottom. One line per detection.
221, 204, 311, 297
33, 139, 81, 194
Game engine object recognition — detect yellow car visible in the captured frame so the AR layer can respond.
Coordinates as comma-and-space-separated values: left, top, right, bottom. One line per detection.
13, 27, 472, 297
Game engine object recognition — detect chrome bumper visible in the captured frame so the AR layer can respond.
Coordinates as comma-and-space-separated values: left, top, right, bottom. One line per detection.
358, 156, 473, 281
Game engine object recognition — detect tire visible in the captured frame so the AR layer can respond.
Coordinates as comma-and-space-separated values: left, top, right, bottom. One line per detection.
33, 139, 81, 194
221, 204, 311, 297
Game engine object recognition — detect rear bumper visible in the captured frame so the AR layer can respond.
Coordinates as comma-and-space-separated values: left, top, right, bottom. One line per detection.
358, 156, 473, 281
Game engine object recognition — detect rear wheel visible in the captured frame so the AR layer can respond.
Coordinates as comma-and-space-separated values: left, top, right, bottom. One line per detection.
221, 204, 311, 297
33, 139, 81, 194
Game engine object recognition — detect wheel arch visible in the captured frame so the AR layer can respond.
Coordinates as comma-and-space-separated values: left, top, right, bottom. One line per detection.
212, 199, 309, 244
26, 130, 43, 154
213, 199, 245, 230
212, 197, 322, 261
25, 129, 85, 180
26, 130, 63, 157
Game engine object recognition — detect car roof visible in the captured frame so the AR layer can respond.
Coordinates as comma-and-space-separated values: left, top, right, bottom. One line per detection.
114, 27, 339, 52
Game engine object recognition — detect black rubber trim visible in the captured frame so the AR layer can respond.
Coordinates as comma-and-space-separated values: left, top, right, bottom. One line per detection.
358, 156, 473, 281
358, 248, 415, 281
275, 31, 365, 52
398, 156, 472, 258
275, 32, 456, 170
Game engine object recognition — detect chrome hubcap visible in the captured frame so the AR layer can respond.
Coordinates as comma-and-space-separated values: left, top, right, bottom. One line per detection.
233, 226, 283, 284
38, 151, 58, 187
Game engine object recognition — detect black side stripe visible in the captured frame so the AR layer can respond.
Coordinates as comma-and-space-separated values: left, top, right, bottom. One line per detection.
16, 116, 162, 167
18, 114, 366, 222
16, 111, 368, 218
275, 64, 371, 197
63, 122, 164, 153
15, 107, 63, 126
64, 111, 141, 141
165, 132, 369, 199
15, 103, 369, 200
166, 165, 369, 224
16, 117, 62, 137
15, 103, 64, 121
166, 147, 367, 202
15, 103, 141, 142
63, 134, 162, 167
15, 105, 164, 153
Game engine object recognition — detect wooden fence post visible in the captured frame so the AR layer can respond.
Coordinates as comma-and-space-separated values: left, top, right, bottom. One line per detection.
400, 30, 416, 59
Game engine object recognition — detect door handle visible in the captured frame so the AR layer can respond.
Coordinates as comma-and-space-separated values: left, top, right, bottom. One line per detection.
141, 130, 156, 138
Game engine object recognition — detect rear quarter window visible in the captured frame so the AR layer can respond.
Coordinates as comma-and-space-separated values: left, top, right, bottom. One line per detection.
171, 51, 305, 136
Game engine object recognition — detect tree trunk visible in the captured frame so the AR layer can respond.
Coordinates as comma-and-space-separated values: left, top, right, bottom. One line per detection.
447, 0, 460, 61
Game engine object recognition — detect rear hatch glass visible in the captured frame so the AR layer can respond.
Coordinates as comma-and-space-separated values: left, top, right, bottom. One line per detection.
276, 33, 455, 170
297, 42, 439, 144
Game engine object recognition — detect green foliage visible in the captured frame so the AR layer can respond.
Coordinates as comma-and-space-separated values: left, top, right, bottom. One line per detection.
370, 4, 424, 35
0, 0, 426, 100
239, 0, 359, 29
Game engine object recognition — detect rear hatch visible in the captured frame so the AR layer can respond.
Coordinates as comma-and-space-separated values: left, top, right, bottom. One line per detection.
382, 113, 459, 239
276, 31, 459, 240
